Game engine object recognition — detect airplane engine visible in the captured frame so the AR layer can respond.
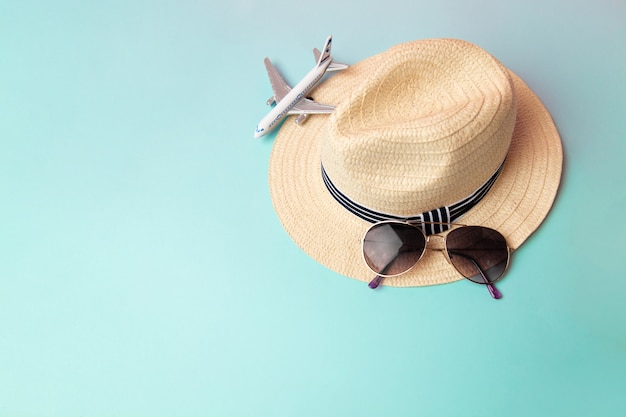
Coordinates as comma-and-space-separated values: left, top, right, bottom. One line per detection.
266, 97, 276, 106
295, 114, 309, 125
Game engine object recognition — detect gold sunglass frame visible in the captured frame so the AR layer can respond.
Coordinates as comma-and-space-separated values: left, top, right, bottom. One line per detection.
361, 220, 511, 298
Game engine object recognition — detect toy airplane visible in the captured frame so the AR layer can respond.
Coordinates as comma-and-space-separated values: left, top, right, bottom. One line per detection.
254, 35, 348, 138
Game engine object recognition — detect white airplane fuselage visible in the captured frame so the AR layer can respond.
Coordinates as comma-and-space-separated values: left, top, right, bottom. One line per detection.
254, 59, 332, 139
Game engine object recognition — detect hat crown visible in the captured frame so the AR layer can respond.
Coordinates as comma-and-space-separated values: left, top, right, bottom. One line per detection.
321, 39, 516, 216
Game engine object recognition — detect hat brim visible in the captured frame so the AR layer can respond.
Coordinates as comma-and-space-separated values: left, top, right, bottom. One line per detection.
268, 49, 562, 287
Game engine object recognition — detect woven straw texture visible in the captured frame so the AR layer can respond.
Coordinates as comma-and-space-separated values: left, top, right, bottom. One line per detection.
269, 38, 562, 287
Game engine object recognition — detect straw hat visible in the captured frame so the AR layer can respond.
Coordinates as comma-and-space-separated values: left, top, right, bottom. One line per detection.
268, 38, 562, 287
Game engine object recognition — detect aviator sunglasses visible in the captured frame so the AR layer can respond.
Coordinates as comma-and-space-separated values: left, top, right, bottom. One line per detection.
362, 221, 510, 299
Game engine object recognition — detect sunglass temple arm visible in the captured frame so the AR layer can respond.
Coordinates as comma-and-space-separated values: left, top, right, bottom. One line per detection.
460, 255, 502, 299
368, 275, 384, 289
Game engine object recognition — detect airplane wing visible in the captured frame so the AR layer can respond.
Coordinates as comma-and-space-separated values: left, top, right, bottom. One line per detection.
289, 98, 335, 114
312, 48, 349, 71
264, 57, 291, 102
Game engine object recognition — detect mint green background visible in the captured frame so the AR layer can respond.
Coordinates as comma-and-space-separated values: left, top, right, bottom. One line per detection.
1, 1, 625, 416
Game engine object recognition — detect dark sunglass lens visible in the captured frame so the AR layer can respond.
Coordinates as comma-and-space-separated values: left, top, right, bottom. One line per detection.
445, 226, 508, 284
363, 223, 426, 276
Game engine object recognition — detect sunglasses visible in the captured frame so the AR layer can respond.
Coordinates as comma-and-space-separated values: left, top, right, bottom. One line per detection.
362, 221, 510, 299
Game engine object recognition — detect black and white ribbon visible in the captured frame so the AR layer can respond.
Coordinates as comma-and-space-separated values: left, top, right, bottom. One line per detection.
322, 159, 505, 235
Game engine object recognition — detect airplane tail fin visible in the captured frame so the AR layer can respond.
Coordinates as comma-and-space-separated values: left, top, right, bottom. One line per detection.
316, 35, 333, 66
313, 35, 349, 71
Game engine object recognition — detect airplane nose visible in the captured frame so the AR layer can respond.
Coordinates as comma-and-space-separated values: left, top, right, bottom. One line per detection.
254, 125, 265, 139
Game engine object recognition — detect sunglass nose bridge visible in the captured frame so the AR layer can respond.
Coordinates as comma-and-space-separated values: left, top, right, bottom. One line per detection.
426, 234, 446, 251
